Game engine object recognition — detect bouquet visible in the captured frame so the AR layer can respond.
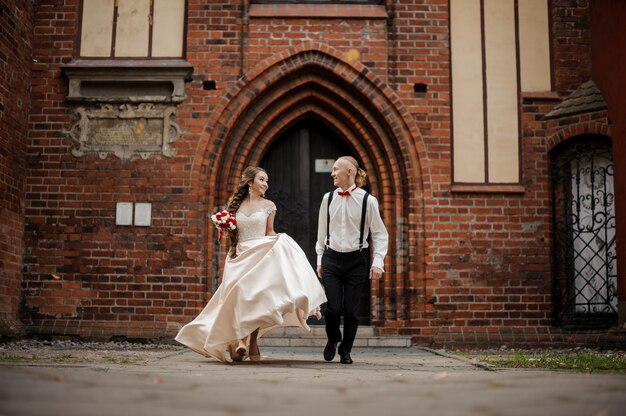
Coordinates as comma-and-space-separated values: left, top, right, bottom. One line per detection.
211, 210, 237, 241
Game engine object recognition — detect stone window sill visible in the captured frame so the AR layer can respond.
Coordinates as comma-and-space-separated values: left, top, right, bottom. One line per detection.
248, 4, 388, 19
451, 184, 526, 194
61, 59, 194, 103
521, 91, 561, 102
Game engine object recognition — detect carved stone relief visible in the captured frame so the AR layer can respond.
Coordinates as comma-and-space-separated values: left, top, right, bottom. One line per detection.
64, 103, 182, 160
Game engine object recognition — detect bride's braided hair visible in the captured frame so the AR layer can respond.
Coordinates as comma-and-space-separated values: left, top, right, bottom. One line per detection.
224, 166, 267, 258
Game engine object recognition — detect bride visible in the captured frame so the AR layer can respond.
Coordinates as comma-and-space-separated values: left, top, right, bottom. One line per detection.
175, 166, 327, 362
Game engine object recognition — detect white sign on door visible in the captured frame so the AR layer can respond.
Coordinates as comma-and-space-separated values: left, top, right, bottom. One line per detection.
315, 159, 335, 173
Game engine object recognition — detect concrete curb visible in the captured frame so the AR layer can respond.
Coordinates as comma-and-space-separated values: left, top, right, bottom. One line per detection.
416, 346, 496, 371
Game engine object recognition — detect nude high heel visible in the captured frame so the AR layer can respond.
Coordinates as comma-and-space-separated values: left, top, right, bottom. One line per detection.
249, 329, 260, 362
249, 343, 260, 361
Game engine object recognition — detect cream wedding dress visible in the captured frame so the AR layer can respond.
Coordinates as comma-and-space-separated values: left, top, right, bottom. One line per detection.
175, 204, 327, 362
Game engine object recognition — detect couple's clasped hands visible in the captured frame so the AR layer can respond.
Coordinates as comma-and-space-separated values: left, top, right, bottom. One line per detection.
316, 266, 383, 280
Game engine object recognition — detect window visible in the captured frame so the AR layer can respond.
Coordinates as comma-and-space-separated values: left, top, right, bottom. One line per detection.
450, 0, 520, 185
450, 0, 552, 186
79, 0, 186, 58
551, 137, 617, 327
518, 0, 551, 92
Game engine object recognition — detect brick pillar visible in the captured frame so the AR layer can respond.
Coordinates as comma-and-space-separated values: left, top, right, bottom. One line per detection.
0, 0, 33, 336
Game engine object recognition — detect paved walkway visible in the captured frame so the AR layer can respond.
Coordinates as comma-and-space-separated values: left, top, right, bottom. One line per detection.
1, 347, 625, 416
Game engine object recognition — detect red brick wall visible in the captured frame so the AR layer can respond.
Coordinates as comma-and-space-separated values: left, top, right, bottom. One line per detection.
245, 7, 388, 80
0, 0, 33, 336
408, 0, 616, 347
22, 0, 210, 338
551, 0, 593, 92
17, 0, 623, 347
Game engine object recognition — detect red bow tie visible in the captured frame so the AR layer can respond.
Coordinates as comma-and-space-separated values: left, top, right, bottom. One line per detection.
338, 186, 355, 196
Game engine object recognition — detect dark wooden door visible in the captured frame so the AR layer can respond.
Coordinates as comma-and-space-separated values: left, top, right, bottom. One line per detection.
261, 118, 371, 324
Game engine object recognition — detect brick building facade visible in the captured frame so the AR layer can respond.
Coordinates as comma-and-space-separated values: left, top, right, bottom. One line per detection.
1, 0, 624, 348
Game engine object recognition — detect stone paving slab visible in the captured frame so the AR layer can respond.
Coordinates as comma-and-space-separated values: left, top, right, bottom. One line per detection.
1, 347, 625, 416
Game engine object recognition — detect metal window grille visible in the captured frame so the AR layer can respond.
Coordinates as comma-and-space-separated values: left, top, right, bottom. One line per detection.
551, 137, 617, 327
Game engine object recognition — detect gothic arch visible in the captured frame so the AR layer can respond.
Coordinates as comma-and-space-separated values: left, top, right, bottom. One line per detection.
195, 42, 431, 321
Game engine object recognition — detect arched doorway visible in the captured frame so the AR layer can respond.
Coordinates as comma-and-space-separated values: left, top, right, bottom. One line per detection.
202, 45, 429, 325
260, 117, 371, 324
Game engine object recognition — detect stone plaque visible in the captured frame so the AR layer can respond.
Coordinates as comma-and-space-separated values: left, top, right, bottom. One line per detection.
64, 103, 182, 160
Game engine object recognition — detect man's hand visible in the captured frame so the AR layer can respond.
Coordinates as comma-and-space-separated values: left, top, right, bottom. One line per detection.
369, 267, 383, 280
316, 265, 323, 279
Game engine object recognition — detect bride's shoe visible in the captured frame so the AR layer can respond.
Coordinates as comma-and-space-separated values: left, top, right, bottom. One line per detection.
249, 328, 260, 361
235, 340, 247, 360
249, 342, 260, 362
229, 343, 243, 362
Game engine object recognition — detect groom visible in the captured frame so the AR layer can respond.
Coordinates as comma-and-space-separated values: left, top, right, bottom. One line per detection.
315, 156, 388, 364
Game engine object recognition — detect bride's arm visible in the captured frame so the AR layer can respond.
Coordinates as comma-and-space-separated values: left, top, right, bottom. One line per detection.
265, 211, 277, 236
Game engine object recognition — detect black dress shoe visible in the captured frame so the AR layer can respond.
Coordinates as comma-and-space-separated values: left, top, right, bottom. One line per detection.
323, 340, 338, 361
339, 351, 353, 364
338, 344, 353, 364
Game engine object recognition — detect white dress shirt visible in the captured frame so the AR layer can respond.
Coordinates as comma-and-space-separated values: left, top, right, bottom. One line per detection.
315, 185, 388, 271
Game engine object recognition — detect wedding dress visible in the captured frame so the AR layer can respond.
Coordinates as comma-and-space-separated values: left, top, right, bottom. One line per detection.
175, 203, 327, 362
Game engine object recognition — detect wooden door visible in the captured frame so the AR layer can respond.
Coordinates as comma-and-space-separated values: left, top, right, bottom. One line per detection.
261, 118, 371, 324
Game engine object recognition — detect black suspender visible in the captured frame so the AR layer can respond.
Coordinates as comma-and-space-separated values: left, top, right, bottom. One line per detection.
325, 191, 333, 247
359, 192, 369, 250
325, 190, 369, 251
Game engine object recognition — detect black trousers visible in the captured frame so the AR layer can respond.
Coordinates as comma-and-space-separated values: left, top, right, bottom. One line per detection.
321, 248, 369, 352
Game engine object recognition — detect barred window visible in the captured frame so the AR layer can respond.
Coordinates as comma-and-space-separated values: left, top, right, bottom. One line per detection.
551, 136, 617, 327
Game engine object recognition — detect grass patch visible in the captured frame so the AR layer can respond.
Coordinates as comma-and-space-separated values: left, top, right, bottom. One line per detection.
1, 352, 76, 363
52, 353, 74, 362
479, 351, 626, 373
0, 351, 142, 365
103, 356, 142, 365
0, 353, 40, 362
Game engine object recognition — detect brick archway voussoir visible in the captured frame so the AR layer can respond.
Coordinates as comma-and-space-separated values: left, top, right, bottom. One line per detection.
547, 118, 612, 151
200, 44, 429, 199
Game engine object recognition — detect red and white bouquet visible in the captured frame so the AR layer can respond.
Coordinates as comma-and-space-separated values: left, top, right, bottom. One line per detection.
211, 210, 237, 240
